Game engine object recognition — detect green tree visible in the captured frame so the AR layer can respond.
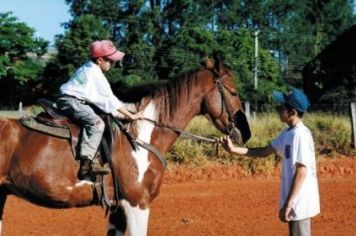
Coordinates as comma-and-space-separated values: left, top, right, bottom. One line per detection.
0, 12, 48, 106
64, 0, 159, 84
277, 0, 355, 87
51, 0, 355, 109
215, 29, 285, 108
42, 14, 112, 97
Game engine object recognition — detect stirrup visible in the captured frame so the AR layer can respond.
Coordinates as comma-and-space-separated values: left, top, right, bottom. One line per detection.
78, 157, 91, 180
91, 161, 110, 175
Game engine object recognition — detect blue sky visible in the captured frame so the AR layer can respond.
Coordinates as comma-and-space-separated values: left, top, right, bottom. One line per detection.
0, 0, 71, 46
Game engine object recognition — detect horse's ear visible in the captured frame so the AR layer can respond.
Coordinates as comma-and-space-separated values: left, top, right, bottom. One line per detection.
203, 57, 215, 69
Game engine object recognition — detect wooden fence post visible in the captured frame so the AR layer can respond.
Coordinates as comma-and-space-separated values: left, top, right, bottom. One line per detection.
351, 102, 356, 149
18, 101, 23, 116
245, 101, 250, 124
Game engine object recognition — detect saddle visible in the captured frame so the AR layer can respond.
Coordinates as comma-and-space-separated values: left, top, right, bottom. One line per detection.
20, 99, 113, 163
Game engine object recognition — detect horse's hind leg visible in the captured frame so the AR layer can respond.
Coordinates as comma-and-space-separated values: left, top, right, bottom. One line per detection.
0, 187, 8, 236
107, 206, 127, 236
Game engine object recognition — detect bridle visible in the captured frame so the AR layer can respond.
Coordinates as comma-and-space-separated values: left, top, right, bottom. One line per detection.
212, 70, 238, 137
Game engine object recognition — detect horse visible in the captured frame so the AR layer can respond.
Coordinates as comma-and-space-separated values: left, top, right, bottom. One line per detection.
0, 58, 251, 235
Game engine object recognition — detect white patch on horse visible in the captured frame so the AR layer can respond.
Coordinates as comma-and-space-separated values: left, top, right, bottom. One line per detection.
107, 222, 115, 231
74, 180, 93, 187
131, 102, 156, 182
120, 199, 150, 236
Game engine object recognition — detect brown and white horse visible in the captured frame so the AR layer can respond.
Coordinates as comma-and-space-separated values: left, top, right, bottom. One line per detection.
0, 59, 250, 235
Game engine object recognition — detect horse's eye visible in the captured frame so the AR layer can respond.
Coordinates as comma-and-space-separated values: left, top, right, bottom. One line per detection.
230, 91, 238, 96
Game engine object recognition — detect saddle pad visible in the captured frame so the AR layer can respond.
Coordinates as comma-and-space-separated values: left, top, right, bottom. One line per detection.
20, 116, 70, 139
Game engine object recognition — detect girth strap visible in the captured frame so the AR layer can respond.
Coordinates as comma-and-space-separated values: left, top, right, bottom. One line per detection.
112, 118, 167, 168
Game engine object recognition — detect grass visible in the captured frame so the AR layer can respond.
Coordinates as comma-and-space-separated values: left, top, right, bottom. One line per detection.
0, 106, 44, 118
166, 113, 354, 171
0, 110, 22, 118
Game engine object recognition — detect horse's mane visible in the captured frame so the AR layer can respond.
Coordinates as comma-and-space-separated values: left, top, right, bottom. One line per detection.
113, 68, 207, 122
113, 81, 168, 103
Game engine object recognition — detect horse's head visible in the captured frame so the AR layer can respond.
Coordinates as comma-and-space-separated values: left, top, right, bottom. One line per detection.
200, 58, 251, 145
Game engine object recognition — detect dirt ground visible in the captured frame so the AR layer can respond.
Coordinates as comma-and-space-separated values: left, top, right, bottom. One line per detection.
2, 156, 356, 236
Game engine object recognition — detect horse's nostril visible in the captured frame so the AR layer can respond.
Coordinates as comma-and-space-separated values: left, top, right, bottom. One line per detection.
229, 128, 243, 146
233, 110, 251, 143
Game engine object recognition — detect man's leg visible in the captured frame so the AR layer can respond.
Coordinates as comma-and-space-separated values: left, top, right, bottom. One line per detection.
57, 97, 108, 178
79, 110, 105, 161
73, 103, 110, 178
288, 218, 311, 236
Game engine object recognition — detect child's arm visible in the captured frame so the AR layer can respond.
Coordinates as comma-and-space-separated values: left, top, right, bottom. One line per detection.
114, 107, 145, 120
218, 136, 275, 158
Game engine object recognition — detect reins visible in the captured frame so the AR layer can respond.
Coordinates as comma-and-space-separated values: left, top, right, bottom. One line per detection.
142, 118, 217, 144
142, 117, 221, 158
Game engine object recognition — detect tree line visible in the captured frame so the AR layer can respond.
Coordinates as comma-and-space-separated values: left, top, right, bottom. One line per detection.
0, 0, 355, 108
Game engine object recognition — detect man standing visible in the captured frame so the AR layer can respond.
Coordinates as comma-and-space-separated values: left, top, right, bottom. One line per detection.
219, 88, 320, 235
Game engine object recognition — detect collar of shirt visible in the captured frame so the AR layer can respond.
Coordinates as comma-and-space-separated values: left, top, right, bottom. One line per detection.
287, 121, 303, 131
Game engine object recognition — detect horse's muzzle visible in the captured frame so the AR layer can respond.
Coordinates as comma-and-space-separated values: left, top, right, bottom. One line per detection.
229, 110, 251, 145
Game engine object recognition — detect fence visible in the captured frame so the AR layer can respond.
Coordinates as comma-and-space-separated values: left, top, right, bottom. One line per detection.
351, 103, 356, 148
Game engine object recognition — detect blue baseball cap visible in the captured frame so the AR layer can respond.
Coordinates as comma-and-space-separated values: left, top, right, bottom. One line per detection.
272, 88, 310, 112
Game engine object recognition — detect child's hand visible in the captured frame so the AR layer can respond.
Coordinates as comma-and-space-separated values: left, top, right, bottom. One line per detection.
218, 135, 235, 153
130, 111, 145, 120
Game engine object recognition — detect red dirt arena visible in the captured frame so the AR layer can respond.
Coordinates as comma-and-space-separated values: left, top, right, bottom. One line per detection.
2, 156, 356, 236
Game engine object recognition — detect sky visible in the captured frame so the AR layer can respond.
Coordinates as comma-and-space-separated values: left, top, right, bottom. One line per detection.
0, 0, 71, 46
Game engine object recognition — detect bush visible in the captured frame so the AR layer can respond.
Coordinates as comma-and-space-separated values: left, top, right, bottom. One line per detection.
304, 113, 353, 155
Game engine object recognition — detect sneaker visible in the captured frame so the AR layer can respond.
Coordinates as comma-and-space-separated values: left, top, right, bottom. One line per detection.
78, 157, 91, 180
91, 161, 110, 175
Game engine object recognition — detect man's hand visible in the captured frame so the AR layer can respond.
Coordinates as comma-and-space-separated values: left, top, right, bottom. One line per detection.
279, 205, 295, 223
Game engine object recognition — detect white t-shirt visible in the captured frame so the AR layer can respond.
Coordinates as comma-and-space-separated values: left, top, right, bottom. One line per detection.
271, 122, 320, 221
60, 61, 124, 114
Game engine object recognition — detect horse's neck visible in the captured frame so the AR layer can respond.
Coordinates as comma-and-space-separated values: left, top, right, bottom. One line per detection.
168, 82, 203, 128
152, 86, 203, 153
169, 102, 200, 130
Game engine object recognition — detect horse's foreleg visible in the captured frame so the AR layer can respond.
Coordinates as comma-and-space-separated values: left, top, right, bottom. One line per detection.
0, 188, 8, 236
120, 200, 150, 236
107, 206, 127, 236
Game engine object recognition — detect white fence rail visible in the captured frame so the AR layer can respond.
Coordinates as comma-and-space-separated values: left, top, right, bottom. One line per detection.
351, 102, 356, 149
